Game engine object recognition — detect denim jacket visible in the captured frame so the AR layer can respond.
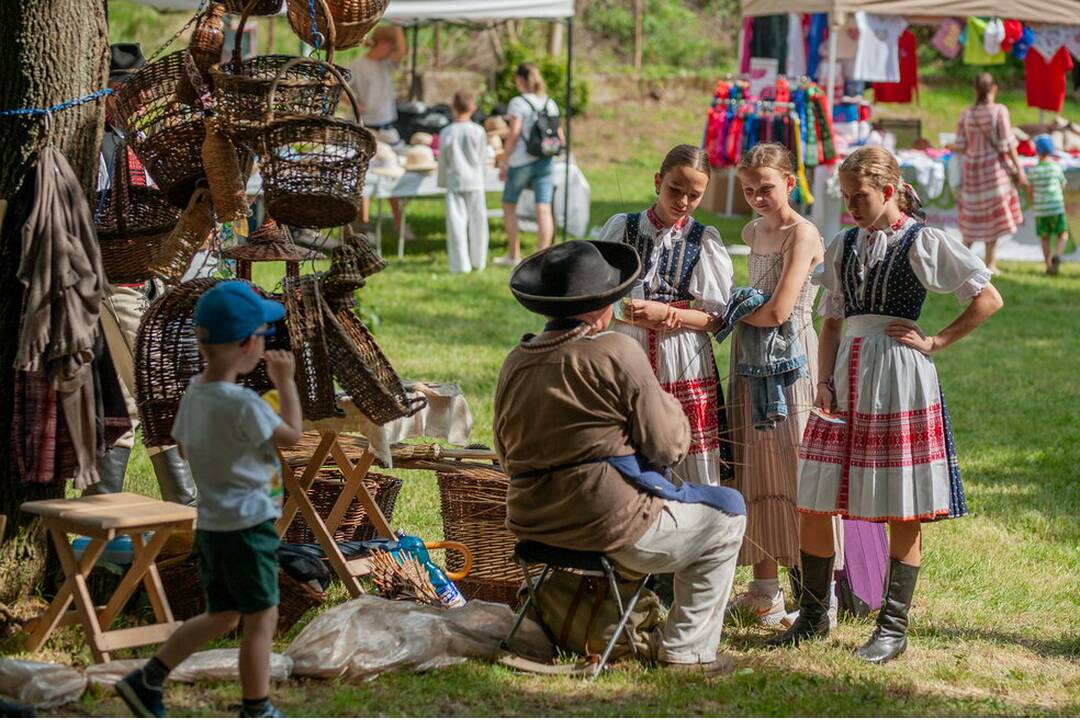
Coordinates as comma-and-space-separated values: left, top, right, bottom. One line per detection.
714, 287, 807, 430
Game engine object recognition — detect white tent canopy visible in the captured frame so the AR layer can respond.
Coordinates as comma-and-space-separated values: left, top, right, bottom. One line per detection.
740, 0, 1080, 27
130, 0, 575, 20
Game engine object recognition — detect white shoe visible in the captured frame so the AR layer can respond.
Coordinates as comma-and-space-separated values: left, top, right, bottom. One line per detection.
730, 589, 787, 626
492, 255, 521, 268
783, 587, 839, 629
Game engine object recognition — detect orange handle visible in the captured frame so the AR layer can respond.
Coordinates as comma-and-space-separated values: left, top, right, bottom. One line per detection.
425, 541, 472, 581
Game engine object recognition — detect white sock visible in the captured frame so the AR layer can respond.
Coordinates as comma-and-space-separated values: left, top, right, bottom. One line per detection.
751, 577, 781, 599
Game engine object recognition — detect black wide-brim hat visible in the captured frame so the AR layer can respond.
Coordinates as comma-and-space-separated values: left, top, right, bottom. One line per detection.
510, 241, 642, 317
109, 43, 145, 81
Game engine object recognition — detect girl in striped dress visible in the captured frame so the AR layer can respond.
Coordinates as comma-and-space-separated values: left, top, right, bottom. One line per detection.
954, 73, 1027, 273
726, 144, 838, 627
597, 145, 735, 487
770, 147, 1003, 664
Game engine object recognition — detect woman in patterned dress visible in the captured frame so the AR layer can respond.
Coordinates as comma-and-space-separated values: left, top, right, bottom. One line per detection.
596, 145, 735, 487
769, 147, 1003, 664
954, 72, 1027, 273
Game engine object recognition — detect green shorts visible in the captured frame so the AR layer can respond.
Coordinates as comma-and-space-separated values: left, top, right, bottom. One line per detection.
195, 520, 280, 615
1036, 213, 1068, 238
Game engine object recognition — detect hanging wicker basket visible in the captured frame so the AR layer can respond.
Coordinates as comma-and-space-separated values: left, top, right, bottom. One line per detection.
317, 288, 425, 426
210, 0, 351, 145
150, 187, 217, 284
176, 3, 227, 108
285, 0, 389, 51
95, 143, 184, 284
135, 278, 289, 447
437, 466, 525, 606
258, 57, 376, 228
202, 116, 252, 222
221, 0, 282, 14
282, 274, 340, 421
112, 50, 250, 207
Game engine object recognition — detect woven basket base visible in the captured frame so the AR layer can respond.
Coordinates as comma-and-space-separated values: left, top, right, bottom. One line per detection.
267, 193, 358, 229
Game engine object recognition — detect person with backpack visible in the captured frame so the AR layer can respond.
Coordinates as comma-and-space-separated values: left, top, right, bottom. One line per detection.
495, 63, 565, 267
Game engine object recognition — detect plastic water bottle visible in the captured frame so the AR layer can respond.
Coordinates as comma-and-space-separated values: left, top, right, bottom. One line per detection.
393, 534, 467, 608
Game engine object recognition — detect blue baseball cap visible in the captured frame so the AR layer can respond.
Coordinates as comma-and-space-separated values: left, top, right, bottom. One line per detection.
194, 280, 285, 345
1034, 134, 1054, 157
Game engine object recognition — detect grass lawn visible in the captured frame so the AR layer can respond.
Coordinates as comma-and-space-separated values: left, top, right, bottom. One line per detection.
21, 80, 1080, 716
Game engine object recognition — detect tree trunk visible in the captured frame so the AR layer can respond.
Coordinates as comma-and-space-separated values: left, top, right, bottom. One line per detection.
633, 0, 644, 72
547, 20, 563, 58
0, 0, 109, 602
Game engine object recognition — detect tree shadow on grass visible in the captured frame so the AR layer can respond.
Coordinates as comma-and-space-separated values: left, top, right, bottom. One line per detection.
912, 624, 1080, 662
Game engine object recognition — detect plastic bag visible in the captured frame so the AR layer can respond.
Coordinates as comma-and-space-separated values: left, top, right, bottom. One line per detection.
0, 658, 86, 708
86, 650, 292, 688
286, 595, 552, 681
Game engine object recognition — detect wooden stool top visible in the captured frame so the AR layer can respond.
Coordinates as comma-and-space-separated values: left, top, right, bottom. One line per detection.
21, 493, 196, 531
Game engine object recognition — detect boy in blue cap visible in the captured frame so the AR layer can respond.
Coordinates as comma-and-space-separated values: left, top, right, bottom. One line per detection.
1027, 134, 1069, 275
116, 281, 303, 718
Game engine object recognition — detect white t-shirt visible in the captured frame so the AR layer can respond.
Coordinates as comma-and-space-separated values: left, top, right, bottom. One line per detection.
506, 93, 560, 168
852, 12, 907, 83
172, 377, 283, 532
437, 121, 487, 192
349, 56, 399, 128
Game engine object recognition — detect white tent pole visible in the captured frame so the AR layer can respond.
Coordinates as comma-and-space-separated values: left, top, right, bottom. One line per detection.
826, 11, 841, 110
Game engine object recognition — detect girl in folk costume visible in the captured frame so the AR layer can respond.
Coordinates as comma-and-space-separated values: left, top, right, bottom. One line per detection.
597, 145, 735, 486
727, 144, 839, 626
771, 147, 1003, 663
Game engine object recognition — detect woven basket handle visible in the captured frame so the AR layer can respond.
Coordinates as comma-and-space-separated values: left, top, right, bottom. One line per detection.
233, 0, 336, 64
265, 55, 361, 126
425, 541, 473, 581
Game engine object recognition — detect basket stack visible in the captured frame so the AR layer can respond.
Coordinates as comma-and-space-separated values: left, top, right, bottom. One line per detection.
437, 465, 524, 606
282, 467, 403, 544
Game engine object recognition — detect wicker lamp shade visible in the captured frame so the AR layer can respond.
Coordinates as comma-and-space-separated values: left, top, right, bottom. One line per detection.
95, 143, 184, 284
135, 278, 289, 447
437, 466, 525, 606
258, 57, 376, 228
113, 51, 250, 207
286, 0, 389, 51
210, 0, 350, 144
224, 217, 324, 281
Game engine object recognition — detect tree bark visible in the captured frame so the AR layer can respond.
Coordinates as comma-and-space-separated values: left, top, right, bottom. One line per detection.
633, 0, 644, 72
0, 0, 108, 601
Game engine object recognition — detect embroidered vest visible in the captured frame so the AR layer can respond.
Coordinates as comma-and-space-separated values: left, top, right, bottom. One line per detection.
840, 222, 928, 321
623, 212, 705, 304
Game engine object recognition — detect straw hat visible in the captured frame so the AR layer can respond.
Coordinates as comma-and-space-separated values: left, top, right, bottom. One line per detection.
484, 116, 510, 139
402, 145, 438, 173
221, 218, 324, 263
371, 141, 405, 179
409, 131, 434, 147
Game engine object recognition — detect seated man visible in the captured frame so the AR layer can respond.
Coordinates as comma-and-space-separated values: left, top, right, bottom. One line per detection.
494, 241, 746, 673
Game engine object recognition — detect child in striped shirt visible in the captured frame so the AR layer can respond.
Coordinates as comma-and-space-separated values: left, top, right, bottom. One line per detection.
1028, 135, 1069, 276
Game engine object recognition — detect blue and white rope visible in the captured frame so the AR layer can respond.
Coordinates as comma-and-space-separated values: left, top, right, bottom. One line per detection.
0, 88, 113, 118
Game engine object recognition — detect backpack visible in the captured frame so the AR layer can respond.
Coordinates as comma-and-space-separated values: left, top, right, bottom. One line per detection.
521, 95, 563, 159
521, 569, 662, 661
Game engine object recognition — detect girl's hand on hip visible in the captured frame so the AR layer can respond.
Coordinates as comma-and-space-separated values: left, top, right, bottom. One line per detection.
886, 322, 938, 355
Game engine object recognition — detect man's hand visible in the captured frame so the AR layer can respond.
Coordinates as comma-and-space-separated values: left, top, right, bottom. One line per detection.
264, 350, 296, 389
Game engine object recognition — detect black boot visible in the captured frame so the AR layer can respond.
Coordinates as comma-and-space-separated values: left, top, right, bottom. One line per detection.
83, 446, 131, 496
855, 558, 919, 664
151, 447, 198, 506
766, 552, 833, 648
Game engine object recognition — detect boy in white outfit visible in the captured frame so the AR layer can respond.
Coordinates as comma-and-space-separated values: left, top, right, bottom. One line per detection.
438, 90, 489, 273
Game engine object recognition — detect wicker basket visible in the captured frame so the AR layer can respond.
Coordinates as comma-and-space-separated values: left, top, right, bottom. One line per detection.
201, 116, 251, 222
318, 290, 426, 426
282, 275, 339, 421
157, 556, 325, 637
113, 51, 247, 207
282, 467, 403, 543
152, 187, 217, 284
210, 0, 350, 145
258, 58, 376, 229
286, 0, 389, 51
437, 466, 524, 606
222, 0, 282, 14
135, 278, 288, 447
176, 4, 227, 108
95, 143, 184, 284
